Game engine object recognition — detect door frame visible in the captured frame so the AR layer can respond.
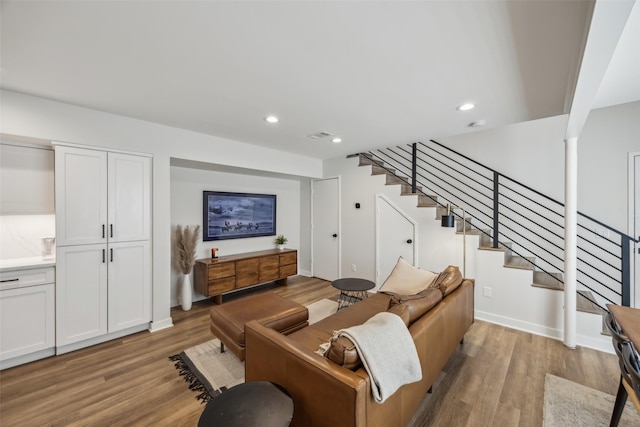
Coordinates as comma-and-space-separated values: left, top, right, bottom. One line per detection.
375, 194, 418, 287
311, 176, 341, 280
628, 152, 639, 307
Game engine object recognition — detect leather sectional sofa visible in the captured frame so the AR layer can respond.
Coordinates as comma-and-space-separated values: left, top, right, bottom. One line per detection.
245, 277, 475, 427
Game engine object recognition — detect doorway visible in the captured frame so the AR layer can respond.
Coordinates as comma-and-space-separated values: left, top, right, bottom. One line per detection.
375, 194, 417, 289
312, 177, 340, 281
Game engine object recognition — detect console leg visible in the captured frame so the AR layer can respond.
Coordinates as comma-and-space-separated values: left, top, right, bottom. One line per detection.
220, 342, 225, 353
428, 386, 433, 394
460, 338, 464, 345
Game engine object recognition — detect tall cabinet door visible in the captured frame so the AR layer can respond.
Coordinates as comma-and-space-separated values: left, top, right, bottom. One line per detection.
56, 244, 108, 346
107, 153, 151, 242
55, 147, 108, 246
108, 241, 151, 332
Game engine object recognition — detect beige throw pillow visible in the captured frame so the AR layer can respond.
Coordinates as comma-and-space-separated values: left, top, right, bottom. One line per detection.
379, 257, 438, 295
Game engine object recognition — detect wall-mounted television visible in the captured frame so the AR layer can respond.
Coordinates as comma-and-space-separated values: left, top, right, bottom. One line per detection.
203, 191, 276, 241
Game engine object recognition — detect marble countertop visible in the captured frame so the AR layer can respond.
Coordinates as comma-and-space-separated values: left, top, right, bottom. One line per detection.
0, 257, 56, 272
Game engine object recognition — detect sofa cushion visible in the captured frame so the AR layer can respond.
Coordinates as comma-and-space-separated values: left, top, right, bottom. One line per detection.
387, 288, 442, 324
326, 335, 362, 370
431, 265, 463, 296
379, 257, 438, 295
387, 302, 411, 326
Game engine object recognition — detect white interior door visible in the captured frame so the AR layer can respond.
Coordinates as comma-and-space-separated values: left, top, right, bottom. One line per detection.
376, 194, 417, 289
633, 154, 639, 307
312, 177, 340, 281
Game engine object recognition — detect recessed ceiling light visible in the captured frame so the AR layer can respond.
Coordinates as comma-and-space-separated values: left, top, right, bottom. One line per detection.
331, 137, 342, 144
457, 103, 475, 111
264, 115, 279, 124
469, 120, 486, 128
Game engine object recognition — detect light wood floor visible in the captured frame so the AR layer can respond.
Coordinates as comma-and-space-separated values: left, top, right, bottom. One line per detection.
0, 276, 621, 427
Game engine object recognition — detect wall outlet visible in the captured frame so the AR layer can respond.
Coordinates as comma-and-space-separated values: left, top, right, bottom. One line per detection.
351, 264, 357, 272
483, 287, 492, 298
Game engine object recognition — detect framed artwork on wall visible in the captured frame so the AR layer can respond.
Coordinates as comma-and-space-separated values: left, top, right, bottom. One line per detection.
203, 191, 276, 241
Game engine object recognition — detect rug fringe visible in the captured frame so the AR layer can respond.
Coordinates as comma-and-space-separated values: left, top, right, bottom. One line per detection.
169, 353, 213, 403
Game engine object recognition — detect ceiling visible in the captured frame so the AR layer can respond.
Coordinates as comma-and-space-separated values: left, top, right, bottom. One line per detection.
1, 1, 638, 160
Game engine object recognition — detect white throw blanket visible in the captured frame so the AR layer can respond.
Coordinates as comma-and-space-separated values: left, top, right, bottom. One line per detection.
336, 312, 422, 403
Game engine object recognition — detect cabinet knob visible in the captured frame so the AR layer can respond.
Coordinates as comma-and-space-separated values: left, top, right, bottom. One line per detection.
406, 239, 413, 244
332, 233, 338, 238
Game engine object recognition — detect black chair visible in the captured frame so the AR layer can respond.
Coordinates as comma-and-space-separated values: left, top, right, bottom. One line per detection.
604, 311, 634, 427
620, 341, 640, 416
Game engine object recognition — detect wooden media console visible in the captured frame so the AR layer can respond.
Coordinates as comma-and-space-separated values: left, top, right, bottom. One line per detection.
194, 248, 297, 304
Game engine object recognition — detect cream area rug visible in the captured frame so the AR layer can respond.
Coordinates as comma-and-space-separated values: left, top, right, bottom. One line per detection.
170, 298, 338, 402
543, 374, 640, 426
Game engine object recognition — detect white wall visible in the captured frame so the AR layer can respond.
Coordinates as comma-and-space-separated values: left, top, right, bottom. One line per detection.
1, 90, 322, 331
170, 165, 301, 307
577, 101, 640, 232
439, 101, 640, 233
0, 141, 56, 260
323, 156, 470, 284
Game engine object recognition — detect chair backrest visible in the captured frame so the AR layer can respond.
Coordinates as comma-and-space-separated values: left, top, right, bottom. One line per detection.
621, 341, 640, 401
605, 311, 632, 383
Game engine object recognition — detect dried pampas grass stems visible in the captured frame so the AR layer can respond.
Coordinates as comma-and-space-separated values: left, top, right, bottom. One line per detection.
174, 224, 201, 274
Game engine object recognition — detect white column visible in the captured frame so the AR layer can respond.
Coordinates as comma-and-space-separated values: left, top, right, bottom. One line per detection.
564, 137, 578, 349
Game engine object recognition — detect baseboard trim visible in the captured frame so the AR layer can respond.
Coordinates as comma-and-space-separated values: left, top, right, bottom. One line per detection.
1, 348, 56, 370
149, 317, 174, 332
475, 310, 613, 354
56, 324, 149, 355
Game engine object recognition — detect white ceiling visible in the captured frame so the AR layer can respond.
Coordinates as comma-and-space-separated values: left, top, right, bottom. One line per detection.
1, 1, 637, 160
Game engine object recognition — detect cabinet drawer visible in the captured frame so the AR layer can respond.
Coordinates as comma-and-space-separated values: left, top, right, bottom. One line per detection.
259, 267, 280, 282
208, 277, 235, 295
0, 267, 55, 290
208, 262, 235, 280
236, 259, 259, 288
279, 252, 297, 266
258, 256, 279, 282
279, 263, 297, 278
260, 255, 279, 269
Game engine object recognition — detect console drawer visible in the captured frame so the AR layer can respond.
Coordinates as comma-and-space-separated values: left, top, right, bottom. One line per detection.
279, 252, 297, 266
208, 277, 235, 295
208, 263, 235, 279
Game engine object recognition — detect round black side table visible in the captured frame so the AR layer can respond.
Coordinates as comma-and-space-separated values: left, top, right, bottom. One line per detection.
332, 278, 375, 310
198, 381, 293, 427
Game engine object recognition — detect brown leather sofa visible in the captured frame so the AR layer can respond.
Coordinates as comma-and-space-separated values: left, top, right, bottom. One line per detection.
245, 278, 475, 427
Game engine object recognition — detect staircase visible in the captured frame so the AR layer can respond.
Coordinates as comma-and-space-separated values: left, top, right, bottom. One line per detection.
354, 149, 626, 335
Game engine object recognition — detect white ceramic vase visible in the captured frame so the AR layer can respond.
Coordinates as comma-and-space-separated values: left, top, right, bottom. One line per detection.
278, 244, 285, 250
181, 273, 193, 311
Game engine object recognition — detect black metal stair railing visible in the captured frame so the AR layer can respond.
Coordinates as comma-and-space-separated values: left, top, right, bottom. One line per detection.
358, 140, 637, 309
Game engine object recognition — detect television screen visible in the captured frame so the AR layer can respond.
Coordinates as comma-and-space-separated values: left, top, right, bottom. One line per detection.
203, 191, 276, 241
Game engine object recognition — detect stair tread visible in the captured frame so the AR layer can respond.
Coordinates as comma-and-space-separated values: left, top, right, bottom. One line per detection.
478, 245, 506, 252
504, 255, 535, 270
577, 290, 606, 315
531, 282, 564, 291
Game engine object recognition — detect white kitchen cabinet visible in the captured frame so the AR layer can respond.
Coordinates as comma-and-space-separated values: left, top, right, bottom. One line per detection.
107, 153, 151, 243
108, 241, 151, 332
55, 245, 108, 346
54, 144, 152, 351
55, 147, 108, 246
55, 146, 150, 246
0, 267, 55, 368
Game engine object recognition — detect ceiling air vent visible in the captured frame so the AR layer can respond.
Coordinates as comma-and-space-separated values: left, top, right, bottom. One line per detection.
307, 131, 332, 140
